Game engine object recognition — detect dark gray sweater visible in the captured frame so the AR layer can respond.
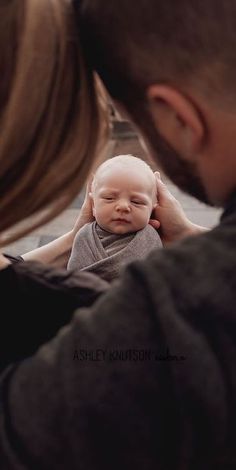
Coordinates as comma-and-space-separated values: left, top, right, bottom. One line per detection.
0, 192, 236, 470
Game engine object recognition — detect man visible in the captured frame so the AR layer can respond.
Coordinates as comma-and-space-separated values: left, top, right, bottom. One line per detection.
80, 1, 236, 207
1, 1, 235, 469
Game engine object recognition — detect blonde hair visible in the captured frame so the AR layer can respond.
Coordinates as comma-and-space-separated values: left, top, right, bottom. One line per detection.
91, 154, 156, 197
0, 0, 109, 246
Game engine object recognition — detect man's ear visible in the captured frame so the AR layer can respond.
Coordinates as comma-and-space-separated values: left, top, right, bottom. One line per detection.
146, 84, 205, 161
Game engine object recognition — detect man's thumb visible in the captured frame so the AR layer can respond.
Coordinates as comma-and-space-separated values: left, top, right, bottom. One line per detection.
154, 171, 171, 204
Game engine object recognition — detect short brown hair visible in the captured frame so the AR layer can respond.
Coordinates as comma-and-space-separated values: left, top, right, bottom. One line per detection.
0, 0, 109, 245
81, 0, 236, 108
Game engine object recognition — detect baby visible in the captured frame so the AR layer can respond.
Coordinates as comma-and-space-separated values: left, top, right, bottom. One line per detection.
67, 155, 162, 281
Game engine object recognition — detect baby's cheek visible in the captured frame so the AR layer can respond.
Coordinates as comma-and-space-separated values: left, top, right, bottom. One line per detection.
139, 209, 150, 225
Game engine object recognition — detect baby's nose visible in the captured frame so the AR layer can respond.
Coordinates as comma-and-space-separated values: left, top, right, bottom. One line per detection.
116, 199, 131, 211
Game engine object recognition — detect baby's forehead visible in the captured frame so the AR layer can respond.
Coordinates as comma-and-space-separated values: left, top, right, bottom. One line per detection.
98, 170, 151, 194
95, 160, 154, 184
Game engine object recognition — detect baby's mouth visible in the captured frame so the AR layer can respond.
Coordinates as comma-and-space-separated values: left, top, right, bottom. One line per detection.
113, 218, 130, 223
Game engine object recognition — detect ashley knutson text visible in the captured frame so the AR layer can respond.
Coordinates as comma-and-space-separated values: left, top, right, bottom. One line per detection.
73, 348, 187, 362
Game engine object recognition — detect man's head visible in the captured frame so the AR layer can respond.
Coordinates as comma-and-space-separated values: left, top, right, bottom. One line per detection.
90, 155, 157, 234
80, 1, 236, 206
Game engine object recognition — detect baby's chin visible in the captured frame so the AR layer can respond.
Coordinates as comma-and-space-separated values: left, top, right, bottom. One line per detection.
107, 222, 146, 235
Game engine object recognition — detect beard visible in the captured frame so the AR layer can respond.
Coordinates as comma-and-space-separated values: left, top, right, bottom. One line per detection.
147, 128, 210, 204
127, 103, 212, 205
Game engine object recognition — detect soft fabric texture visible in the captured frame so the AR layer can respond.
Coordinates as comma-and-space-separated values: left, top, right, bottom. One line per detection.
0, 192, 236, 469
0, 261, 109, 372
67, 221, 163, 281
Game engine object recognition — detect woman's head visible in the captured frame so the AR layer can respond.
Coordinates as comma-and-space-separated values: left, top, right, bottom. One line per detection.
0, 0, 109, 245
90, 155, 157, 234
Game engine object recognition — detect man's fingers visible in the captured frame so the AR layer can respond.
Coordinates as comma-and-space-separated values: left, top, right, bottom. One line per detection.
154, 171, 174, 205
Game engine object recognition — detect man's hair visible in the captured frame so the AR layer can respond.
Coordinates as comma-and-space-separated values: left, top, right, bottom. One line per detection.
81, 0, 236, 108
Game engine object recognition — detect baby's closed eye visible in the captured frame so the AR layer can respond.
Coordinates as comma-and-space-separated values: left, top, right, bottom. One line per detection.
131, 199, 146, 205
101, 195, 115, 201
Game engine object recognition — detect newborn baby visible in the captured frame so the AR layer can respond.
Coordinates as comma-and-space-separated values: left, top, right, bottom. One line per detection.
67, 154, 162, 281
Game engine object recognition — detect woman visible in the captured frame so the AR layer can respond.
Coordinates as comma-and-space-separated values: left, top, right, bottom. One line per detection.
0, 0, 111, 372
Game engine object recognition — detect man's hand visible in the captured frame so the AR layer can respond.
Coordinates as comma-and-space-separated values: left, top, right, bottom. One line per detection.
149, 172, 207, 245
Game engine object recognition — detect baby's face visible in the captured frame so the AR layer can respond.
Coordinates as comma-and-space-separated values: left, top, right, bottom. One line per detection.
91, 165, 157, 234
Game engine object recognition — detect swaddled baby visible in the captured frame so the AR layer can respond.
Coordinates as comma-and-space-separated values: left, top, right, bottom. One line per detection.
67, 154, 162, 281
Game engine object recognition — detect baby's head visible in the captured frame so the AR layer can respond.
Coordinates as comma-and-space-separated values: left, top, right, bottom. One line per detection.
90, 155, 157, 234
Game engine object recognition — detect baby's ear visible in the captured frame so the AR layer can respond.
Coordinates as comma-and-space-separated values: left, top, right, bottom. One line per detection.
89, 192, 96, 217
89, 191, 94, 204
89, 191, 95, 205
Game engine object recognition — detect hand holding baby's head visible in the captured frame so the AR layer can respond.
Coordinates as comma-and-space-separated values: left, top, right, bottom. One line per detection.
90, 155, 157, 234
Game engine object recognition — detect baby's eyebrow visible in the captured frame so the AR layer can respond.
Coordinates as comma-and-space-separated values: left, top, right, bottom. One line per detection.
99, 188, 119, 195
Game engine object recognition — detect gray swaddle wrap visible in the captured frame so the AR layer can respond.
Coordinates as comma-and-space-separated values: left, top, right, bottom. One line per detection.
68, 222, 162, 282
